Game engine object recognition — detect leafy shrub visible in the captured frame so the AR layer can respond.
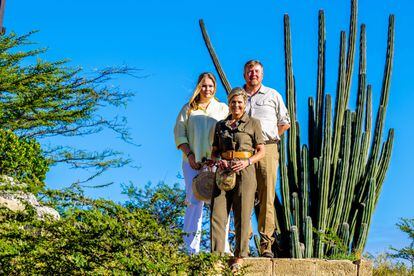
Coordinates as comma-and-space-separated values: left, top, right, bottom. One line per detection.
122, 181, 186, 229
0, 184, 225, 275
0, 129, 48, 191
368, 218, 414, 275
369, 253, 413, 276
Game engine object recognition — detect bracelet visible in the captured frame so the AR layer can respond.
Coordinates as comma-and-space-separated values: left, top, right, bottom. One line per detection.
248, 158, 252, 166
186, 151, 194, 158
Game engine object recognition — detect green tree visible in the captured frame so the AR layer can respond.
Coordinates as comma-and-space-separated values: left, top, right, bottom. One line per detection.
0, 31, 136, 184
389, 218, 414, 270
0, 129, 48, 192
367, 218, 414, 275
122, 181, 186, 229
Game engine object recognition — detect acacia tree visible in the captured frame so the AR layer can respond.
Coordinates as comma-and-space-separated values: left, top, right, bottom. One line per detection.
0, 32, 137, 184
389, 218, 414, 269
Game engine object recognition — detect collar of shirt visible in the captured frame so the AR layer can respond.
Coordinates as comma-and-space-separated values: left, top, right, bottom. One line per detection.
191, 98, 220, 115
243, 84, 266, 97
203, 98, 219, 112
245, 84, 269, 114
224, 112, 249, 131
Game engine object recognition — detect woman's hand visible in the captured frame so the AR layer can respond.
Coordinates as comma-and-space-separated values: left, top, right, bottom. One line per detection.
217, 159, 230, 170
231, 159, 249, 172
178, 143, 201, 170
188, 153, 201, 170
205, 159, 215, 167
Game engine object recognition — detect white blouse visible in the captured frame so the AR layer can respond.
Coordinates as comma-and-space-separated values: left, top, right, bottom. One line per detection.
174, 98, 229, 163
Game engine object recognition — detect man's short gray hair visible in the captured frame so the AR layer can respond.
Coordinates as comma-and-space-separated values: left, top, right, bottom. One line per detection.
244, 60, 264, 72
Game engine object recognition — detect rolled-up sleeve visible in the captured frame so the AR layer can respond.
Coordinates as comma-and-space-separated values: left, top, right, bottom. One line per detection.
276, 94, 290, 126
174, 105, 189, 148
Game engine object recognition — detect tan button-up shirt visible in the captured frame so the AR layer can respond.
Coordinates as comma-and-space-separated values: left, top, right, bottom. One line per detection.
213, 112, 264, 154
245, 85, 290, 142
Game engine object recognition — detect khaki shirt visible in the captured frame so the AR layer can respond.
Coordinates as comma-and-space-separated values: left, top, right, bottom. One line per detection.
213, 112, 264, 155
245, 85, 290, 141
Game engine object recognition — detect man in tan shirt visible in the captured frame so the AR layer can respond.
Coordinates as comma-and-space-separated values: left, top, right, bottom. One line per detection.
243, 60, 290, 258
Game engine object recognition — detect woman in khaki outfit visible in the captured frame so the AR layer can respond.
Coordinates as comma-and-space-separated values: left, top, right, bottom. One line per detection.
210, 87, 265, 270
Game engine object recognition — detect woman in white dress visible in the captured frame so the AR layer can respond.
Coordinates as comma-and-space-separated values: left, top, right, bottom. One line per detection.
174, 72, 230, 254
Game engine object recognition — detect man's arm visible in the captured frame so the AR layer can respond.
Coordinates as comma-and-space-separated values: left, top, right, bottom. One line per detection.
274, 92, 290, 137
278, 124, 290, 136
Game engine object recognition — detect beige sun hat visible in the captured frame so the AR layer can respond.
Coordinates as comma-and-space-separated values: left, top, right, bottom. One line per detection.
192, 171, 215, 203
215, 167, 236, 191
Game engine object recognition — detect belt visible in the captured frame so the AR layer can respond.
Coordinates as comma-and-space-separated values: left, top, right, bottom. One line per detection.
221, 151, 252, 160
264, 139, 279, 145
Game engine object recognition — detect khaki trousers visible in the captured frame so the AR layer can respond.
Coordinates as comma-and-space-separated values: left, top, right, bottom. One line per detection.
255, 143, 279, 253
210, 165, 256, 258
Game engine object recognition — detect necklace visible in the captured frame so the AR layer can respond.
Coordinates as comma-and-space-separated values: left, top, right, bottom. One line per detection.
198, 101, 210, 110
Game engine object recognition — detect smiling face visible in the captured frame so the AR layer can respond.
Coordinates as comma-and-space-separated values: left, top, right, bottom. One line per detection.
229, 95, 246, 119
244, 63, 264, 88
198, 76, 216, 102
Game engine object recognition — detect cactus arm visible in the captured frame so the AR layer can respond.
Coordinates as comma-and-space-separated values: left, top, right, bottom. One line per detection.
292, 192, 300, 231
280, 135, 292, 231
375, 129, 394, 205
284, 14, 300, 191
328, 111, 352, 234
315, 10, 326, 158
291, 226, 302, 258
198, 19, 232, 94
304, 216, 313, 258
330, 31, 347, 181
339, 223, 350, 254
344, 0, 358, 99
300, 145, 310, 240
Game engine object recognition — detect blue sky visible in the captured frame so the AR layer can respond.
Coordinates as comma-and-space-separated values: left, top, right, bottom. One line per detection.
6, 0, 413, 255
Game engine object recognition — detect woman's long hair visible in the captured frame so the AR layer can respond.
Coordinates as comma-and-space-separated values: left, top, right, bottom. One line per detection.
187, 72, 217, 115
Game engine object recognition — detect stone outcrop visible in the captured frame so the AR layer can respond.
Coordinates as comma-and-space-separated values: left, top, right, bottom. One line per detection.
0, 175, 60, 220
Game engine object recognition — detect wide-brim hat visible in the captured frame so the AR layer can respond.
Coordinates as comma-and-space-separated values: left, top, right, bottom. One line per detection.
215, 167, 236, 191
192, 171, 215, 203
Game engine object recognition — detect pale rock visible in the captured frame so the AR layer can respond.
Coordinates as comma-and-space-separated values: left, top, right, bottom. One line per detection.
0, 175, 60, 220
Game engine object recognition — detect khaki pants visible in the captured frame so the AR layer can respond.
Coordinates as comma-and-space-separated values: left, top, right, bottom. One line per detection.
255, 143, 279, 253
210, 165, 256, 258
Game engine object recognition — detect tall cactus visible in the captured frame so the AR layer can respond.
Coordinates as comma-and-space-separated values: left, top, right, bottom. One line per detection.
199, 0, 394, 258
199, 19, 232, 94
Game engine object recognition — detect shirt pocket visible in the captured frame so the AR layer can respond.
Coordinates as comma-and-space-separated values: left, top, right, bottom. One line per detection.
254, 99, 275, 119
234, 131, 254, 151
219, 129, 235, 150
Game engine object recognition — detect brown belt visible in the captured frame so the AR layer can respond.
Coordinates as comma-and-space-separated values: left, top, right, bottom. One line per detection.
265, 139, 279, 145
221, 151, 252, 160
